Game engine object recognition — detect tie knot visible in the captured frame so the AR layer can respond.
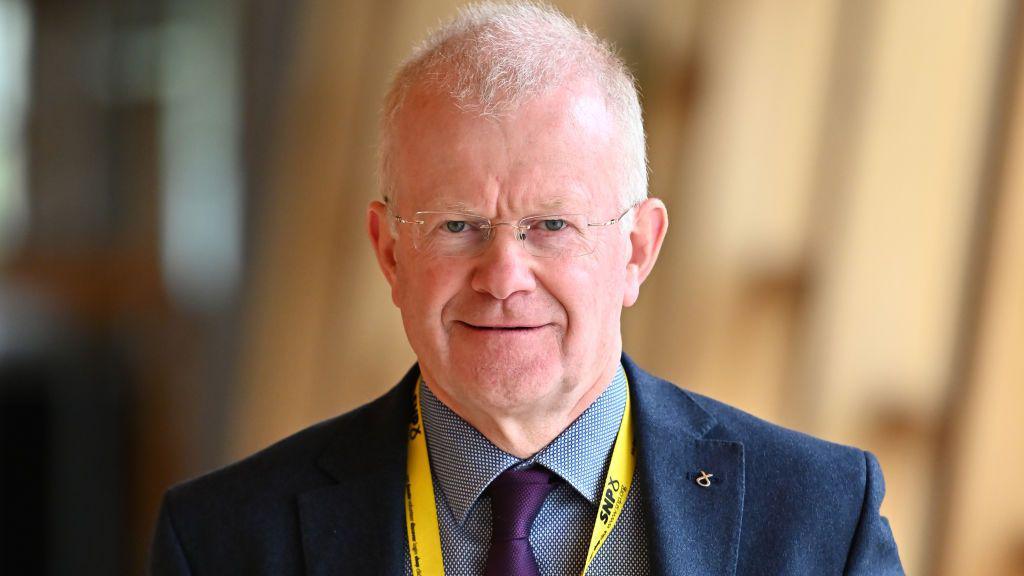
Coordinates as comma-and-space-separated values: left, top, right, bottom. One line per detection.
487, 467, 557, 541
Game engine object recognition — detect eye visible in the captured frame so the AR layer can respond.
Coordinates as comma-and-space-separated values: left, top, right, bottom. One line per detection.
444, 220, 468, 233
540, 219, 567, 232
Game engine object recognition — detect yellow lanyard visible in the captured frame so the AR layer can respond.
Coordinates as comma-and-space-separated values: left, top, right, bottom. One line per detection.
404, 376, 637, 576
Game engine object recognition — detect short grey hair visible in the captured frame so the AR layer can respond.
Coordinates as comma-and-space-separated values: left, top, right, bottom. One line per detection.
378, 1, 647, 215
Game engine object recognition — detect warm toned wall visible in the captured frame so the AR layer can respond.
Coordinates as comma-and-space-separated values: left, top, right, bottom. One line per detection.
230, 1, 1024, 574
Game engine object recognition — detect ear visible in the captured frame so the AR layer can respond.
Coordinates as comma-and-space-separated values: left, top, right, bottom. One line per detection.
367, 200, 400, 306
622, 198, 668, 307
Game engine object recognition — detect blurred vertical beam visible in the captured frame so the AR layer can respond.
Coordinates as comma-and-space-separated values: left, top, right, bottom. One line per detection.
230, 0, 419, 458
159, 0, 242, 314
308, 0, 411, 420
788, 0, 876, 429
791, 2, 1007, 570
614, 0, 701, 386
233, 0, 365, 457
641, 0, 844, 424
927, 0, 1024, 574
240, 0, 301, 266
0, 0, 31, 256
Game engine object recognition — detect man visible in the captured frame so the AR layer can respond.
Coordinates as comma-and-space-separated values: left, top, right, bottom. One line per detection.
151, 3, 903, 575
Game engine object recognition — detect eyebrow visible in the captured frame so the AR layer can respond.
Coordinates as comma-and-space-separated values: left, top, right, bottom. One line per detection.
537, 197, 570, 211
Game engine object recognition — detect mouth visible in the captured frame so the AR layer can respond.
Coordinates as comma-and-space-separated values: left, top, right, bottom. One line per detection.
456, 321, 548, 331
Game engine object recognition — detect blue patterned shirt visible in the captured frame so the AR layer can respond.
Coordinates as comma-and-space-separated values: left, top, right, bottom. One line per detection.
404, 364, 650, 575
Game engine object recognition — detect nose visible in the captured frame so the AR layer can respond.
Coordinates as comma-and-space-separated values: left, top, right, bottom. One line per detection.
469, 226, 536, 300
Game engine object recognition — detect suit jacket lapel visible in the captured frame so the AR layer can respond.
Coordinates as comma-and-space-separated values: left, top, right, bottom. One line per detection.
298, 370, 417, 576
625, 355, 745, 576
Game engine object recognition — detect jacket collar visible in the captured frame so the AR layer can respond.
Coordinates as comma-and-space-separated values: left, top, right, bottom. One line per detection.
298, 357, 745, 576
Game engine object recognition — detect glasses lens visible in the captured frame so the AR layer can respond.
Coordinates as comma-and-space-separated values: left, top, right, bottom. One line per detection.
413, 212, 490, 256
520, 214, 593, 258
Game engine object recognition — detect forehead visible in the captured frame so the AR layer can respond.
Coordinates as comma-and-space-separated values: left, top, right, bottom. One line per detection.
425, 195, 581, 213
389, 79, 623, 214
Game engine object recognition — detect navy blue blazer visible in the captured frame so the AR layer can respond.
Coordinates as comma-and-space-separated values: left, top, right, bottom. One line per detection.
151, 355, 903, 575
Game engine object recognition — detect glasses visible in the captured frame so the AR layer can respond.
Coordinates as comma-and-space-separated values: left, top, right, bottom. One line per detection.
388, 204, 636, 258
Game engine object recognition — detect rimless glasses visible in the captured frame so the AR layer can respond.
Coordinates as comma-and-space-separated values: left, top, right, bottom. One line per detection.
387, 203, 637, 258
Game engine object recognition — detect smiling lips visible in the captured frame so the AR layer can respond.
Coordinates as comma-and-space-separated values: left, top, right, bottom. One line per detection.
457, 321, 548, 331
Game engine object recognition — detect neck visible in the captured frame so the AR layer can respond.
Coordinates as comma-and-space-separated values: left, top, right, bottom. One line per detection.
425, 358, 619, 459
476, 383, 609, 458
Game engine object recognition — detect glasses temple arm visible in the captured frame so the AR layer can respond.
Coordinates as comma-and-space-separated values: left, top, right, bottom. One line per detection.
587, 203, 640, 227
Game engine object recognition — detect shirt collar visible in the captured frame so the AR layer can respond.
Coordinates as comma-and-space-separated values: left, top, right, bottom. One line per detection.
420, 364, 628, 524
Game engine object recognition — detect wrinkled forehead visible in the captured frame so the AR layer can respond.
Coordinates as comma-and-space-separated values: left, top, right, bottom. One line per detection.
415, 192, 591, 215
388, 80, 625, 215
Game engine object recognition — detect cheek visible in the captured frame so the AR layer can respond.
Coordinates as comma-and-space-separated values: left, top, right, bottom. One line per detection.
557, 254, 627, 327
395, 254, 462, 324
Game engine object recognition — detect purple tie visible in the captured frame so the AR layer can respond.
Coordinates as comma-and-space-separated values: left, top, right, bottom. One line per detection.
484, 466, 557, 576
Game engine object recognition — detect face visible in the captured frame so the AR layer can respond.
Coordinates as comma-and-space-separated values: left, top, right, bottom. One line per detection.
369, 78, 662, 424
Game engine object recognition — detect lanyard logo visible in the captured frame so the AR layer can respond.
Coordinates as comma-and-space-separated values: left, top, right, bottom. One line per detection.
599, 478, 622, 523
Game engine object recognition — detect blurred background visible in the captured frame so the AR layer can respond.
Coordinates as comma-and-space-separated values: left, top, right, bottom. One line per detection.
1, 0, 1021, 574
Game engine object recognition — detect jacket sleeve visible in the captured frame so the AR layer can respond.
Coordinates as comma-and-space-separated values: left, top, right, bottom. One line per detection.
844, 451, 905, 575
149, 493, 193, 576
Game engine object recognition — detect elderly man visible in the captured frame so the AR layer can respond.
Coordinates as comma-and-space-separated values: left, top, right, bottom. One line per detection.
151, 3, 903, 575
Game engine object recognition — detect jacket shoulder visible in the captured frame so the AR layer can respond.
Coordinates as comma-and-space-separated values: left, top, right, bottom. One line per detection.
678, 387, 902, 573
687, 388, 865, 468
627, 359, 866, 478
625, 357, 872, 523
168, 380, 409, 506
152, 376, 414, 574
163, 379, 409, 521
626, 361, 898, 572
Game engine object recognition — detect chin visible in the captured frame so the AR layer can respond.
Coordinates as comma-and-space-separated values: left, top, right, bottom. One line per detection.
451, 348, 565, 411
